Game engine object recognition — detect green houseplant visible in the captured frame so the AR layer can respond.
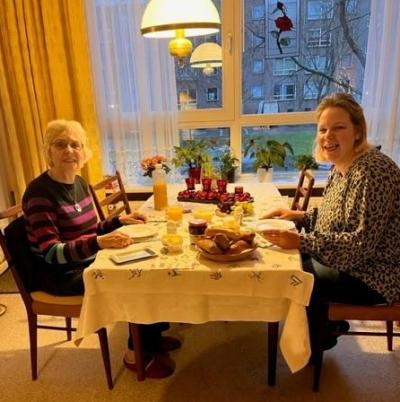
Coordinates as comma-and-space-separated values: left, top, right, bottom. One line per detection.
172, 139, 210, 183
244, 138, 294, 171
214, 147, 239, 182
294, 154, 319, 170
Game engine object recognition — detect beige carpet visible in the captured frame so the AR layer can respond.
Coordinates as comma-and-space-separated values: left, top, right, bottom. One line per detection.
0, 294, 399, 402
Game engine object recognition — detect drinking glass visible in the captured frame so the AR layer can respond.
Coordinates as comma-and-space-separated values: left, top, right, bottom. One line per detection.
185, 177, 195, 190
217, 179, 228, 193
166, 204, 184, 223
202, 177, 212, 192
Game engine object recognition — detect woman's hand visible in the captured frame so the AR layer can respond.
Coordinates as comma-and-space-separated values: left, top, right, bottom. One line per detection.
97, 231, 133, 249
261, 208, 305, 221
261, 229, 301, 249
119, 211, 148, 225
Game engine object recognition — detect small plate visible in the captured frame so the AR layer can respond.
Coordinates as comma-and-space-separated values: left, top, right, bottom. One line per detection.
117, 224, 157, 239
197, 246, 257, 262
255, 219, 296, 232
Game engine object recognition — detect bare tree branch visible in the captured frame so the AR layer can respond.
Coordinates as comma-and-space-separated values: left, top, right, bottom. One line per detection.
338, 0, 366, 67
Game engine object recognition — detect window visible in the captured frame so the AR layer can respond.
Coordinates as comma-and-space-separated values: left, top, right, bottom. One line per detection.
307, 0, 333, 20
251, 86, 264, 99
303, 81, 327, 99
206, 88, 219, 102
305, 55, 329, 73
273, 83, 296, 101
347, 0, 358, 14
252, 4, 264, 20
307, 29, 331, 47
178, 89, 197, 110
272, 58, 297, 76
340, 54, 353, 68
253, 59, 264, 74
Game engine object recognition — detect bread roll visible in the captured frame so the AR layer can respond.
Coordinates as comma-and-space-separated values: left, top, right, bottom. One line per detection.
197, 238, 223, 255
205, 226, 241, 241
214, 233, 231, 251
239, 230, 256, 245
226, 240, 252, 255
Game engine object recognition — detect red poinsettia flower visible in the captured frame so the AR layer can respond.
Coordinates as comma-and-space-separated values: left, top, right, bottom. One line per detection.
275, 16, 293, 32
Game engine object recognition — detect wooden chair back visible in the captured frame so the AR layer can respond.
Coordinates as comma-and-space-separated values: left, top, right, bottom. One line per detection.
0, 205, 113, 389
312, 302, 400, 391
89, 171, 131, 221
291, 169, 315, 212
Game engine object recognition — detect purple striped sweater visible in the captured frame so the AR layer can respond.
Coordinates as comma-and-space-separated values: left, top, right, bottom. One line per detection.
22, 172, 122, 267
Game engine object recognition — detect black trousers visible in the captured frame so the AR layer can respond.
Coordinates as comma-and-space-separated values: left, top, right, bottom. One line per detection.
301, 255, 386, 350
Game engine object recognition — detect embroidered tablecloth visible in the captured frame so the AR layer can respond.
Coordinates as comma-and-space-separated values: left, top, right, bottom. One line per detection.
75, 183, 314, 372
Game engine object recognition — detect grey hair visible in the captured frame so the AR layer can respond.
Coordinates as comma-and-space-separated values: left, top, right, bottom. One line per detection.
43, 120, 93, 167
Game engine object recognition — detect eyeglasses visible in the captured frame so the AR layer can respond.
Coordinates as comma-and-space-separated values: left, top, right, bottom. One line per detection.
51, 140, 83, 151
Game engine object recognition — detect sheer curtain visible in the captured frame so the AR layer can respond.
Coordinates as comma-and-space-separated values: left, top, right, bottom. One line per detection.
362, 0, 400, 165
85, 0, 180, 185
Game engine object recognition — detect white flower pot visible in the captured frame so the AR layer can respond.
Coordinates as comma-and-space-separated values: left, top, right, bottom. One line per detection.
257, 167, 273, 182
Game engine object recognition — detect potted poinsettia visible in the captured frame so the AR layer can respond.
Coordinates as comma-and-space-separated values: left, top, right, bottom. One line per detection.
172, 139, 210, 183
214, 146, 239, 183
244, 138, 294, 182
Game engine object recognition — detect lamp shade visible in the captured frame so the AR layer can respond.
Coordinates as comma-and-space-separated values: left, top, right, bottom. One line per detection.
190, 42, 222, 68
141, 0, 221, 38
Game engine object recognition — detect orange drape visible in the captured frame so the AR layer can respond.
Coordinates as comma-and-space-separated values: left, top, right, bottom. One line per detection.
0, 0, 103, 204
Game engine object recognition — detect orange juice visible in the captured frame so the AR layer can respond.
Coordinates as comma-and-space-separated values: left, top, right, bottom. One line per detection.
166, 204, 183, 222
193, 208, 213, 223
153, 182, 168, 210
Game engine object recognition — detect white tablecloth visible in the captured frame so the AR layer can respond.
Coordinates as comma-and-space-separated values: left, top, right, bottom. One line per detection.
75, 183, 314, 372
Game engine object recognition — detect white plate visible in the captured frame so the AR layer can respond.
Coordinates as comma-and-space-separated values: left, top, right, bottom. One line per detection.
255, 219, 296, 232
117, 224, 157, 239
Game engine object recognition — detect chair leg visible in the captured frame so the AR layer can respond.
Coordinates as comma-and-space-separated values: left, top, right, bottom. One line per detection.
27, 313, 38, 380
129, 323, 146, 381
97, 328, 113, 390
386, 321, 393, 351
312, 313, 327, 392
66, 317, 72, 341
267, 322, 279, 386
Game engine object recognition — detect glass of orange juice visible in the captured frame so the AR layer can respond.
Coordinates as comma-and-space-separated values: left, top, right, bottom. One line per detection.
166, 204, 184, 223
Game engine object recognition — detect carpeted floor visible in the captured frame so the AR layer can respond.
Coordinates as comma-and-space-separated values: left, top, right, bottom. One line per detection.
0, 294, 399, 402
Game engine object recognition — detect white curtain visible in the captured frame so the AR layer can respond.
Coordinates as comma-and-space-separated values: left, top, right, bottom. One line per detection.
85, 0, 180, 185
362, 0, 400, 165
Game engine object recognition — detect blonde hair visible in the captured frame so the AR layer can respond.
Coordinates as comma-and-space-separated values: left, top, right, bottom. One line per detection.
43, 120, 93, 167
314, 93, 370, 161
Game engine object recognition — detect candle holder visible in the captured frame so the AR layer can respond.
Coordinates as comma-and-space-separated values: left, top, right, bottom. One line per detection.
185, 177, 195, 190
202, 177, 212, 192
217, 179, 228, 193
234, 185, 243, 195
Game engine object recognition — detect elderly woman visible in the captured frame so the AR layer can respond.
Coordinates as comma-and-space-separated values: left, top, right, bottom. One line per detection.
22, 119, 178, 378
261, 93, 400, 353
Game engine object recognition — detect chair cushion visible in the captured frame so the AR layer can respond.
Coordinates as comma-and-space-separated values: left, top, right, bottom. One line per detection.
30, 291, 83, 305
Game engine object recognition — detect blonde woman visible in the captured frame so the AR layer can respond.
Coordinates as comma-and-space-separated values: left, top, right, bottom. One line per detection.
261, 93, 400, 355
23, 120, 178, 378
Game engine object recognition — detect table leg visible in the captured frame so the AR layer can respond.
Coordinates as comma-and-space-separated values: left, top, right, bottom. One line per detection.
267, 322, 279, 386
129, 323, 146, 381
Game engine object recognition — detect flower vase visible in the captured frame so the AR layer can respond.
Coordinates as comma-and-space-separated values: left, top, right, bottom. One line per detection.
189, 167, 201, 184
257, 167, 273, 183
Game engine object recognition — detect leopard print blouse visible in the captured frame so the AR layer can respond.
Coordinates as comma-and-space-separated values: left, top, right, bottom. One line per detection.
300, 148, 400, 304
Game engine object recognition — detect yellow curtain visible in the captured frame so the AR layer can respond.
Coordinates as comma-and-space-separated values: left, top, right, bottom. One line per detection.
0, 0, 103, 205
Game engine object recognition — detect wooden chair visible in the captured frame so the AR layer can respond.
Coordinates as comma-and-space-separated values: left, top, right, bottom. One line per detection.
89, 171, 131, 220
291, 169, 315, 212
0, 205, 113, 389
312, 302, 400, 391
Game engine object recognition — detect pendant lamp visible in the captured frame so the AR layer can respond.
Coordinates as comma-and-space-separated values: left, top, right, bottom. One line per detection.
141, 0, 221, 65
190, 42, 222, 75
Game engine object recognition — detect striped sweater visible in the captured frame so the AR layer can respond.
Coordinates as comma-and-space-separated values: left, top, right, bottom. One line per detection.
22, 172, 122, 268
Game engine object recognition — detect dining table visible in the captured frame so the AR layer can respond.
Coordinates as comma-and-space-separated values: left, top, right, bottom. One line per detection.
75, 182, 314, 381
